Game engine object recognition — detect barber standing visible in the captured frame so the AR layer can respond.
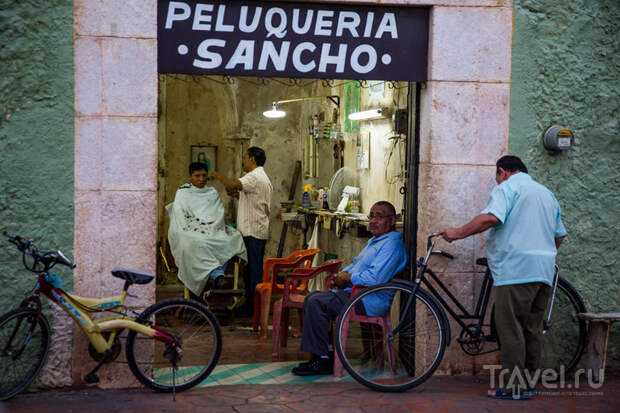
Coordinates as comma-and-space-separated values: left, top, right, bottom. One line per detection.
211, 146, 273, 316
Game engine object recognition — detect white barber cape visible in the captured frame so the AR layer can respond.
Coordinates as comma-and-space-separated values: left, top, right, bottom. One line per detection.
166, 184, 247, 295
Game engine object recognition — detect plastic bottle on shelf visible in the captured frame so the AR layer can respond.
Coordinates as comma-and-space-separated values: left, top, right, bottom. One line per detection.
322, 188, 329, 209
302, 184, 312, 208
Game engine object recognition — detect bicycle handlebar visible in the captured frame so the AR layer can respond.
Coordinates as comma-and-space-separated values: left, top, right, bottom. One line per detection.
3, 231, 76, 272
434, 250, 455, 259
421, 233, 456, 264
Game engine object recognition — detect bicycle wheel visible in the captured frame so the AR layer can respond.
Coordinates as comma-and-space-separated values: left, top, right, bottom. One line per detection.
490, 276, 587, 374
0, 307, 51, 400
540, 277, 587, 373
126, 298, 222, 392
335, 283, 447, 392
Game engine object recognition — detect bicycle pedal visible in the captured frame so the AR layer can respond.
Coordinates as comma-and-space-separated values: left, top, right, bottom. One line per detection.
84, 373, 100, 384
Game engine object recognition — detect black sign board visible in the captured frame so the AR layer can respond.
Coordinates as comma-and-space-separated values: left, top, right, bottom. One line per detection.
158, 1, 429, 81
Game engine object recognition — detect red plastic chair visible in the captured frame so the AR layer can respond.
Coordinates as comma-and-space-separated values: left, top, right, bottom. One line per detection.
333, 285, 396, 378
253, 249, 320, 337
271, 259, 345, 359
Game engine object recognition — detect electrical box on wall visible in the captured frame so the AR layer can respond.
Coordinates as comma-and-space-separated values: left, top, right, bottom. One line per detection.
543, 125, 574, 154
393, 109, 408, 135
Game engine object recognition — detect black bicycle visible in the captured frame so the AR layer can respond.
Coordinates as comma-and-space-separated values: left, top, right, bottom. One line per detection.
335, 233, 587, 392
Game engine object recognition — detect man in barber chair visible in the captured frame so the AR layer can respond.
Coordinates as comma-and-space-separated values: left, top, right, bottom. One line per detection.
166, 162, 247, 299
291, 201, 408, 376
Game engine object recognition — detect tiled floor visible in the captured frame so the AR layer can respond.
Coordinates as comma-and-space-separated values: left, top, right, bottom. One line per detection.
157, 284, 352, 386
157, 284, 309, 365
198, 361, 351, 386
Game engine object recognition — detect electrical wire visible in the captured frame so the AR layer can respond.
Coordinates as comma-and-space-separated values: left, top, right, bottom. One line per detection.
384, 134, 406, 185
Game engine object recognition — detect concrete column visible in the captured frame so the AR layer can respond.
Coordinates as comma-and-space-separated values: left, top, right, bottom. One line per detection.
70, 0, 157, 388
418, 4, 513, 373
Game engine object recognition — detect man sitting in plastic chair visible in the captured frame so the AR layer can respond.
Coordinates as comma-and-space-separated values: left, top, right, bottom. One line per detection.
291, 201, 408, 376
166, 162, 247, 299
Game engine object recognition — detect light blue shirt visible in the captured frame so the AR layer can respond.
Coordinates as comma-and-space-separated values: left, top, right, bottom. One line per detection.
345, 231, 408, 316
482, 172, 567, 287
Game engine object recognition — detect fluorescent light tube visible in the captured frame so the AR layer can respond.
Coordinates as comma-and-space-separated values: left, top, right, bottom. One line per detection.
348, 108, 384, 121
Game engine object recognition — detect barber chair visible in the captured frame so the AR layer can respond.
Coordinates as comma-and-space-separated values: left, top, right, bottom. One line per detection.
271, 259, 344, 359
333, 285, 396, 378
253, 249, 320, 338
158, 241, 244, 311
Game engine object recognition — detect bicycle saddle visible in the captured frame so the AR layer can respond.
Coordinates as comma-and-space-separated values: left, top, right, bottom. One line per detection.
111, 268, 154, 284
475, 257, 488, 267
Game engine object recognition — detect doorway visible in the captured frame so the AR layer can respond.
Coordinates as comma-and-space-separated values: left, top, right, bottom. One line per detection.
156, 74, 414, 365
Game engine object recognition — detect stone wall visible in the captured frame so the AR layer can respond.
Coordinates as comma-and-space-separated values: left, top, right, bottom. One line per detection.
415, 3, 513, 374
73, 0, 157, 387
71, 0, 514, 387
509, 0, 619, 368
0, 0, 74, 388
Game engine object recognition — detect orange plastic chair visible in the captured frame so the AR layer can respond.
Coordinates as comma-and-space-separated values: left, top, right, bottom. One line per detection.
271, 259, 345, 359
333, 285, 396, 378
253, 249, 320, 337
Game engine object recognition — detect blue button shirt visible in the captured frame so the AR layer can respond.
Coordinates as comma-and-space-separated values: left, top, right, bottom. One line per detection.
346, 231, 408, 316
481, 172, 567, 286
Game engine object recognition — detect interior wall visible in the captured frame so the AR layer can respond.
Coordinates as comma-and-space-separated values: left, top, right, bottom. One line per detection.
309, 81, 409, 265
352, 82, 408, 215
159, 78, 408, 273
158, 76, 338, 264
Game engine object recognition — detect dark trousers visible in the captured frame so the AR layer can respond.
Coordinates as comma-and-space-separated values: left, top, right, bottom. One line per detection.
300, 290, 366, 356
243, 236, 266, 314
493, 282, 551, 391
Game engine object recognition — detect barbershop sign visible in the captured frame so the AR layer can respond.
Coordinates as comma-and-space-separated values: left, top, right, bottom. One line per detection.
158, 1, 429, 81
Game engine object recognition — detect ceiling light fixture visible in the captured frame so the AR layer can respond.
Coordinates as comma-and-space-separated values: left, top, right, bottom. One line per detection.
348, 108, 392, 121
263, 104, 286, 118
263, 95, 340, 118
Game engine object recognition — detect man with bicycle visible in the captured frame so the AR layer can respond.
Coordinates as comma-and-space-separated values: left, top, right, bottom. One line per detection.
439, 155, 566, 399
291, 201, 408, 376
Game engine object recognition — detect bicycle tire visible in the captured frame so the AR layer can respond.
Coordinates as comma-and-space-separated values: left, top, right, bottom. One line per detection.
335, 283, 447, 392
126, 298, 222, 392
0, 307, 51, 400
490, 276, 587, 374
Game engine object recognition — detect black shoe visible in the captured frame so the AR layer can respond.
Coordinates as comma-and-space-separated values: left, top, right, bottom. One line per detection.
297, 354, 319, 368
297, 352, 334, 368
292, 357, 333, 376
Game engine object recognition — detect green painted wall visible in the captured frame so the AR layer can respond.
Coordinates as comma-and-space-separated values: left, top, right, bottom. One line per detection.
510, 0, 619, 368
0, 0, 74, 315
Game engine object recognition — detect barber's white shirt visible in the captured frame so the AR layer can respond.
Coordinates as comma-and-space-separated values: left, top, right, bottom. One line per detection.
238, 167, 272, 240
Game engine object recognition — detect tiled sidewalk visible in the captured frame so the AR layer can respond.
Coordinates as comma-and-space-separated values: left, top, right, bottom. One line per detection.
3, 375, 618, 413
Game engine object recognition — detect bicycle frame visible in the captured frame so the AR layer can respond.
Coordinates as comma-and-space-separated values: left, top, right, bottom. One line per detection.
421, 267, 493, 342
394, 235, 562, 346
391, 236, 493, 345
25, 274, 177, 353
